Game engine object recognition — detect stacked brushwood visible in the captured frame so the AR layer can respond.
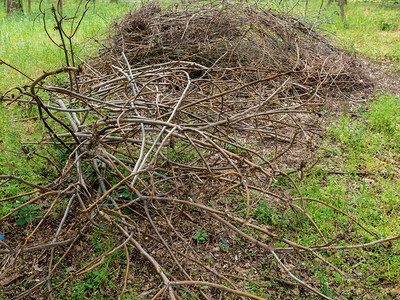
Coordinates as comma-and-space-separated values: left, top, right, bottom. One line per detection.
3, 1, 395, 299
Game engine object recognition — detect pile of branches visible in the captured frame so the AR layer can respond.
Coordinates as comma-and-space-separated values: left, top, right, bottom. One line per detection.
95, 1, 368, 95
1, 1, 395, 299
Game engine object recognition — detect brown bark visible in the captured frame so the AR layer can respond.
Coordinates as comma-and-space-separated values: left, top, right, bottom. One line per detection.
338, 0, 348, 28
6, 0, 23, 14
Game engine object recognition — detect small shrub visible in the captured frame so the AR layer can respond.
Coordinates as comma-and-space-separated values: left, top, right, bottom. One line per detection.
378, 18, 397, 31
12, 196, 43, 225
193, 229, 209, 244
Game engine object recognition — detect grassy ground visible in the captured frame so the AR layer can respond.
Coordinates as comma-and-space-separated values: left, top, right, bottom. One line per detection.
269, 0, 400, 62
304, 0, 400, 62
1, 0, 399, 88
1, 1, 400, 299
297, 94, 400, 298
0, 0, 133, 90
242, 94, 400, 299
240, 94, 400, 299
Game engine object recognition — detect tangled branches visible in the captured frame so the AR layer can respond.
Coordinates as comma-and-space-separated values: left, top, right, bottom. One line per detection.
1, 1, 395, 299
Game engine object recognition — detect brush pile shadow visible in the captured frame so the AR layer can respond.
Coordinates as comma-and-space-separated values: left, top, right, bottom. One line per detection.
2, 1, 392, 299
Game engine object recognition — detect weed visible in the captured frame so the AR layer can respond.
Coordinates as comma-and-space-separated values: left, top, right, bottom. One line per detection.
252, 199, 294, 231
11, 196, 43, 225
252, 199, 276, 225
225, 138, 251, 155
53, 231, 132, 300
179, 288, 197, 300
193, 229, 209, 244
378, 18, 397, 31
319, 273, 335, 299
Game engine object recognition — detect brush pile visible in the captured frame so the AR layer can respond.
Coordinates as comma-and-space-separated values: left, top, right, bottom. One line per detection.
1, 1, 390, 299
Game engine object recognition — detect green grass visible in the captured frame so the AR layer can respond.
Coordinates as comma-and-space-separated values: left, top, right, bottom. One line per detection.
0, 105, 44, 197
271, 0, 400, 62
52, 231, 140, 300
369, 94, 400, 138
0, 0, 133, 90
245, 94, 400, 298
289, 94, 400, 297
301, 1, 400, 62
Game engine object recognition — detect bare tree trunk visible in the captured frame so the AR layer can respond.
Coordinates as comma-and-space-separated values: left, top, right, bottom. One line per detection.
305, 0, 309, 16
338, 0, 348, 28
318, 0, 325, 20
6, 0, 23, 14
27, 0, 31, 14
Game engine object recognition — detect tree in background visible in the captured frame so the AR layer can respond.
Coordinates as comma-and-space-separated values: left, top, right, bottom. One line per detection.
6, 0, 23, 14
327, 0, 348, 28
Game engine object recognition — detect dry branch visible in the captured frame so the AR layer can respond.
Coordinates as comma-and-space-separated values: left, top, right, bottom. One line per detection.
1, 1, 396, 299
